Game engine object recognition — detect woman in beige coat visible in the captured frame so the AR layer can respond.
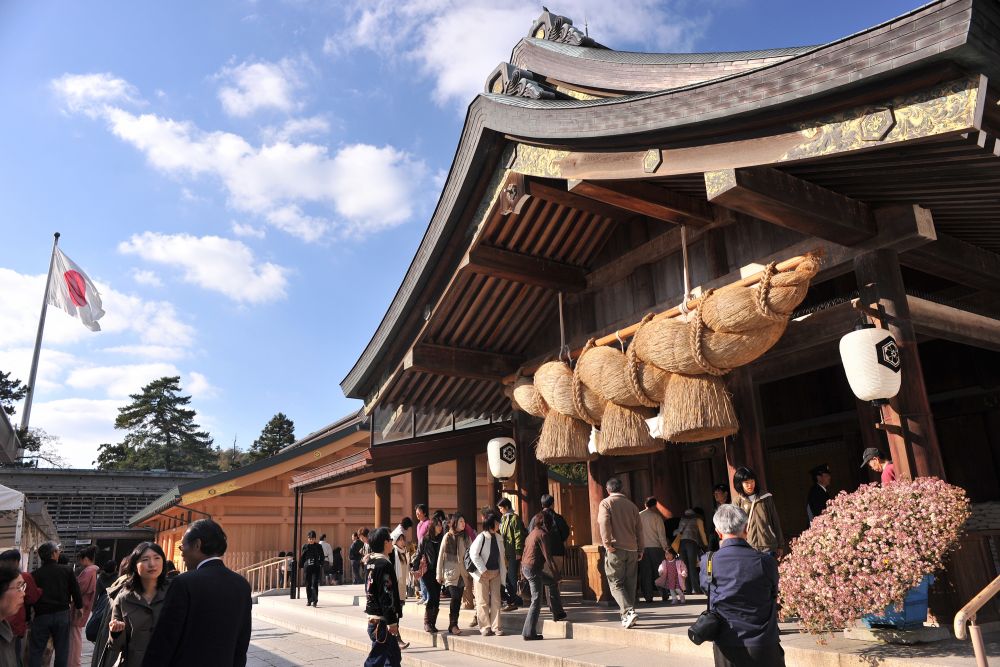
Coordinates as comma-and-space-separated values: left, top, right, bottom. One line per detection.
100, 543, 169, 667
733, 467, 785, 557
436, 512, 470, 636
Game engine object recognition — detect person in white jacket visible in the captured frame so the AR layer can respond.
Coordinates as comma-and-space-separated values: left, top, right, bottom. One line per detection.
468, 513, 507, 636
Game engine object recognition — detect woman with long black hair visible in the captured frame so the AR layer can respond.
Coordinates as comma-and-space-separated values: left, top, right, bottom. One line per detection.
436, 512, 469, 636
100, 542, 169, 667
418, 517, 444, 632
732, 467, 785, 557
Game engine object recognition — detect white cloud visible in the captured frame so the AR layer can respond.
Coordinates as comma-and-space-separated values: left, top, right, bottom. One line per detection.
330, 1, 709, 107
216, 58, 305, 117
231, 221, 266, 239
261, 115, 331, 143
0, 347, 81, 396
51, 72, 141, 117
131, 268, 162, 287
53, 78, 429, 241
100, 345, 188, 361
0, 268, 194, 349
67, 363, 180, 398
186, 371, 218, 400
118, 232, 289, 303
31, 397, 122, 468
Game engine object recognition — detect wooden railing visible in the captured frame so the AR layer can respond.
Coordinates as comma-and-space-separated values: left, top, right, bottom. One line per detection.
563, 546, 583, 578
237, 556, 288, 596
955, 573, 1000, 667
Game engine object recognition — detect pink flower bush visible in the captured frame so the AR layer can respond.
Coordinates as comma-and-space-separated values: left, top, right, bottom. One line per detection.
778, 477, 969, 635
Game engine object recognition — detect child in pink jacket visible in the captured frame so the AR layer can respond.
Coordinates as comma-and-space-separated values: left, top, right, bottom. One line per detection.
655, 548, 688, 604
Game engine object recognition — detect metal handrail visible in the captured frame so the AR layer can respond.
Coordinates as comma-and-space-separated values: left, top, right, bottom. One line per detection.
955, 573, 1000, 667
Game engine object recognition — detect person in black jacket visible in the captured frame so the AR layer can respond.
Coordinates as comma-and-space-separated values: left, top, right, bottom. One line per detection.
330, 547, 344, 585
142, 519, 251, 667
419, 518, 444, 633
364, 527, 402, 667
300, 531, 326, 607
806, 464, 832, 526
28, 541, 82, 667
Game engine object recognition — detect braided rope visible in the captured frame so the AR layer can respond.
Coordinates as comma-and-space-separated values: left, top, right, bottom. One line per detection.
690, 290, 729, 376
754, 262, 791, 322
572, 340, 601, 427
625, 314, 659, 407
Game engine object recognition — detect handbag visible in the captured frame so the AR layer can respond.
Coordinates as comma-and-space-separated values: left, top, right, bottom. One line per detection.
688, 551, 725, 645
86, 591, 109, 642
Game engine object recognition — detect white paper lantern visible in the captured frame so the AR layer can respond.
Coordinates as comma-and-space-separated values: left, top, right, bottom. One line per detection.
588, 427, 600, 456
487, 437, 517, 479
839, 326, 902, 401
645, 413, 664, 440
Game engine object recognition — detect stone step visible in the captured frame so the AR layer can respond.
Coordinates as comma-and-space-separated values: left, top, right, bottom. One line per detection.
252, 606, 500, 667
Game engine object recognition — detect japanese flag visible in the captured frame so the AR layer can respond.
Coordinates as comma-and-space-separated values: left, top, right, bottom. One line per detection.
47, 248, 105, 331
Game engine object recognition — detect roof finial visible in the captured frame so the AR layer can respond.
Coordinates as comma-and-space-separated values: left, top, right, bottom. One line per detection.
584, 15, 589, 37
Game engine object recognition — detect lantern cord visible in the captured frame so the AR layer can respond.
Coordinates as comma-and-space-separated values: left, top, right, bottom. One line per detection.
558, 291, 569, 364
678, 225, 693, 316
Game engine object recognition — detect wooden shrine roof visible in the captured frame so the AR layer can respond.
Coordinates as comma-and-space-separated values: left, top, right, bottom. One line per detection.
341, 0, 1000, 417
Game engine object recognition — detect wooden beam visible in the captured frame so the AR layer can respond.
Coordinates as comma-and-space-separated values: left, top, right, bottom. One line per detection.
567, 179, 715, 226
909, 297, 1000, 353
706, 167, 875, 245
461, 244, 587, 292
403, 343, 522, 381
526, 178, 625, 220
902, 233, 1000, 293
511, 74, 985, 180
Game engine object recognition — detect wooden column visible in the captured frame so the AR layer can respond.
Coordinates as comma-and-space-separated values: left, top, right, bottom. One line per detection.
724, 367, 769, 496
374, 476, 392, 527
584, 458, 613, 603
456, 455, 478, 526
587, 458, 612, 544
409, 466, 429, 515
854, 249, 945, 480
651, 448, 686, 519
514, 412, 546, 521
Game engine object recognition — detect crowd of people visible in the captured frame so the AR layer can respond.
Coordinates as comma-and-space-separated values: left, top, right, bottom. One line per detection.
0, 518, 251, 667
346, 493, 569, 667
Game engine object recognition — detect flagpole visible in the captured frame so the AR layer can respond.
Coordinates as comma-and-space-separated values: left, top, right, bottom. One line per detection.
20, 232, 60, 434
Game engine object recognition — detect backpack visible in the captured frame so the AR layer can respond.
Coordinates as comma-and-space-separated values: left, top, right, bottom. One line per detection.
86, 590, 109, 642
463, 534, 488, 575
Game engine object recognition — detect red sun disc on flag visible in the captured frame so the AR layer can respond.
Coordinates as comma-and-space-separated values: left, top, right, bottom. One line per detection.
64, 270, 88, 307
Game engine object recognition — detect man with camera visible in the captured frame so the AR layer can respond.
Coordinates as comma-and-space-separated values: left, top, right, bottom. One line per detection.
697, 504, 783, 667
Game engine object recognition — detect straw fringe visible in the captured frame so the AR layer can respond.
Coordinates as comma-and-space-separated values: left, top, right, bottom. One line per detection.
661, 374, 739, 443
536, 411, 594, 463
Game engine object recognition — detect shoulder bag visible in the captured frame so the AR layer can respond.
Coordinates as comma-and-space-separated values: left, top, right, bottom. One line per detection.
688, 551, 725, 645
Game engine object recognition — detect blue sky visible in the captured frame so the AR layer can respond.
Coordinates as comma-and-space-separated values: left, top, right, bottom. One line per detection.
0, 0, 920, 467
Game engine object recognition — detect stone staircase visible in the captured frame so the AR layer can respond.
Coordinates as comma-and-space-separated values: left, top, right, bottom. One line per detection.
253, 585, 993, 667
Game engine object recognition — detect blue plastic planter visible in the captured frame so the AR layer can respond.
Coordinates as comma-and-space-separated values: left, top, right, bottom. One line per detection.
862, 574, 934, 629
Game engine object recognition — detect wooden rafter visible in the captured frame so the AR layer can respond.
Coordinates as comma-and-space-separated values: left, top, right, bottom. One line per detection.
705, 167, 875, 245
460, 244, 587, 292
567, 179, 714, 226
902, 233, 1000, 293
403, 343, 522, 381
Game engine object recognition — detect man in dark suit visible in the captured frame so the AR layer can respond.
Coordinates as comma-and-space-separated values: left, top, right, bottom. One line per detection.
143, 519, 251, 667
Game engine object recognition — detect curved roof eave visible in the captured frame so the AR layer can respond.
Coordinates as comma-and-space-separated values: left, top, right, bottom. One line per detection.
341, 0, 992, 400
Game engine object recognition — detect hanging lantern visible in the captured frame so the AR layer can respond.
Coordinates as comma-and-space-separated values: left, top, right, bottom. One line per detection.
839, 325, 902, 401
487, 437, 517, 479
588, 427, 600, 456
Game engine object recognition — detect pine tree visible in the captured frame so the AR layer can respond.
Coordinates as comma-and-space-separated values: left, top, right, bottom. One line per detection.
246, 413, 295, 463
0, 370, 28, 417
96, 376, 217, 471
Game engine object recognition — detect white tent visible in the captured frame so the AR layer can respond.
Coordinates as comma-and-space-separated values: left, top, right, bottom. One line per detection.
0, 483, 58, 569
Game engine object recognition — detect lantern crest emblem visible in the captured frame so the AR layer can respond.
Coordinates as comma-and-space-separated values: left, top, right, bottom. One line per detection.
499, 441, 517, 464
876, 336, 901, 372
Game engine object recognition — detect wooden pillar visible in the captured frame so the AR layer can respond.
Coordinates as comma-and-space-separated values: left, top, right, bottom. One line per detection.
587, 458, 612, 544
456, 455, 478, 525
651, 447, 686, 519
409, 466, 429, 515
514, 412, 546, 521
584, 458, 613, 603
724, 367, 769, 496
854, 249, 945, 480
374, 476, 392, 527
